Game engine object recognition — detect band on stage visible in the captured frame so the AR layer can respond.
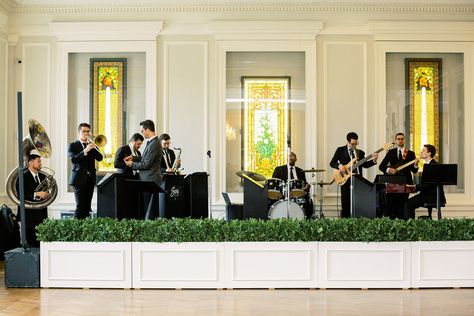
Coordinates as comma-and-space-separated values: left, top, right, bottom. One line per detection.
16, 122, 447, 223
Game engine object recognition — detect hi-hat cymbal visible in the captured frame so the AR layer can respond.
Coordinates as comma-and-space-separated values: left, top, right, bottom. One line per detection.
304, 168, 326, 173
236, 170, 266, 182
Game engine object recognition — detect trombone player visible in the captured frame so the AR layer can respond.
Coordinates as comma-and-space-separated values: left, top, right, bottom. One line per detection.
15, 153, 49, 247
68, 123, 103, 219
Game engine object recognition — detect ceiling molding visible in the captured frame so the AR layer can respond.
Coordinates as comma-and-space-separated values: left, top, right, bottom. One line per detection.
10, 1, 474, 16
209, 20, 324, 40
369, 21, 474, 41
0, 0, 16, 14
49, 21, 163, 41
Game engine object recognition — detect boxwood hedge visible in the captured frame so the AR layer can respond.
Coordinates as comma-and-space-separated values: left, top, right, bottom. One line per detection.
36, 217, 474, 242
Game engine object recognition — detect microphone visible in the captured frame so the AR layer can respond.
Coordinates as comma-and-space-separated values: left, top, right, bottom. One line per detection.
286, 135, 291, 147
207, 150, 211, 158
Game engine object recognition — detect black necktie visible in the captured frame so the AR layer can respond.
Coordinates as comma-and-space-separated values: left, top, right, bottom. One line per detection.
82, 143, 87, 149
35, 174, 40, 185
349, 149, 358, 174
398, 149, 402, 160
290, 167, 294, 179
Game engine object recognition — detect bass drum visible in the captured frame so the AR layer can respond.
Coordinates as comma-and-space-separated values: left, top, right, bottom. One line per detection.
268, 200, 305, 220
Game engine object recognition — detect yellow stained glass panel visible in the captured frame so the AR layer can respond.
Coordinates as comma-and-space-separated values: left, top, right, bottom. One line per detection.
243, 78, 289, 178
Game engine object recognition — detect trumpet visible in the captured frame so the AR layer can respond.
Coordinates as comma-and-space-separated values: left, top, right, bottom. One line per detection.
85, 134, 107, 155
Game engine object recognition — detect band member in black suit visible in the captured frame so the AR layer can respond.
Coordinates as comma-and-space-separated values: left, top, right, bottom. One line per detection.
403, 144, 446, 219
125, 120, 162, 219
114, 133, 144, 176
378, 132, 419, 218
330, 132, 378, 218
272, 152, 313, 218
68, 123, 103, 219
15, 154, 49, 247
159, 133, 181, 174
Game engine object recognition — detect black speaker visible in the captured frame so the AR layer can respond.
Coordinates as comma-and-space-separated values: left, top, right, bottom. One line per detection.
4, 247, 40, 288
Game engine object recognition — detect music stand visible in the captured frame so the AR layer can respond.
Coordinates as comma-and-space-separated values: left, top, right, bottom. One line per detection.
422, 164, 457, 220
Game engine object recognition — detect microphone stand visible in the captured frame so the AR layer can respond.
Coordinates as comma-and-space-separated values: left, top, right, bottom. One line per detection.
286, 138, 291, 219
207, 150, 212, 219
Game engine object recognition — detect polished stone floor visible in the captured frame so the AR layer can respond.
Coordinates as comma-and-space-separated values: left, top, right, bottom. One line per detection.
1, 261, 473, 316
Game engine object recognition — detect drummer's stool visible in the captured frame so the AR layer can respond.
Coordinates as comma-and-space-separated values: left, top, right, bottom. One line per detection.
222, 192, 243, 221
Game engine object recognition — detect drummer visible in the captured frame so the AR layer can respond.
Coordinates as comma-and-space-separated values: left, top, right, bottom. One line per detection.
272, 152, 313, 218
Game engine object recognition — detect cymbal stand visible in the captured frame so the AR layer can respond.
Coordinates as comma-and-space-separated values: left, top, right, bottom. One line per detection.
309, 170, 318, 219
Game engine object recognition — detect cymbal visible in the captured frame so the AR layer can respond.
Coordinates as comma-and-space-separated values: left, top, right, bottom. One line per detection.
236, 170, 266, 182
304, 168, 326, 173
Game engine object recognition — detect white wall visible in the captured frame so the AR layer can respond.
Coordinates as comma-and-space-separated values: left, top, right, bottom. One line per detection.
0, 34, 7, 195
161, 40, 208, 174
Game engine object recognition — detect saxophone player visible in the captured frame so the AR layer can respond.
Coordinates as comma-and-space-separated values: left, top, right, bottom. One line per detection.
159, 133, 181, 174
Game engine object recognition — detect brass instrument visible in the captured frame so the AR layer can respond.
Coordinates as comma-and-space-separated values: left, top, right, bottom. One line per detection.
171, 147, 182, 175
85, 134, 107, 156
5, 119, 58, 209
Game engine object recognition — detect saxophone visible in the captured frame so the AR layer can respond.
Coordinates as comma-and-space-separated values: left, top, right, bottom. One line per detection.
171, 147, 182, 175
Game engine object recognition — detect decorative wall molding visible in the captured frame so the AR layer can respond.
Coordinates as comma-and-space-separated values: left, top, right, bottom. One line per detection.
369, 21, 474, 41
10, 1, 474, 16
49, 21, 163, 41
209, 21, 324, 40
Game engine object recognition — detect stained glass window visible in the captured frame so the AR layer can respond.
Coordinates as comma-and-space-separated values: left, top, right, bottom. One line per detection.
242, 78, 290, 178
90, 59, 126, 172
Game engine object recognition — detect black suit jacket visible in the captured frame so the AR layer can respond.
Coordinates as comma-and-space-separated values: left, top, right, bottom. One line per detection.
114, 145, 141, 176
272, 165, 306, 183
16, 170, 46, 203
379, 148, 418, 184
416, 159, 446, 204
160, 148, 177, 174
68, 140, 103, 186
330, 145, 375, 176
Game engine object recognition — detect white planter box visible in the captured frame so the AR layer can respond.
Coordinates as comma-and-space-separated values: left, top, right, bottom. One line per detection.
411, 241, 474, 288
132, 242, 225, 289
318, 242, 411, 288
224, 242, 318, 288
40, 242, 132, 288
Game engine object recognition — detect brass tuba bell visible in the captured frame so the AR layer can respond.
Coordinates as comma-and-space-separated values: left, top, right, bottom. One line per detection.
5, 119, 58, 209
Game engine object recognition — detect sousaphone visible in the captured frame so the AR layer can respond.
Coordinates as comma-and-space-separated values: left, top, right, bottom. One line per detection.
5, 119, 58, 209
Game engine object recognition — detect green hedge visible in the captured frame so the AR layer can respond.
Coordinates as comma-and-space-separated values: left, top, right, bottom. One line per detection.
36, 217, 474, 242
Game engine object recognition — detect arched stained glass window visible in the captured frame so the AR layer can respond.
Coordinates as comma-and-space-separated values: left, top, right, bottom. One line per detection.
242, 77, 290, 178
405, 59, 441, 163
90, 58, 127, 172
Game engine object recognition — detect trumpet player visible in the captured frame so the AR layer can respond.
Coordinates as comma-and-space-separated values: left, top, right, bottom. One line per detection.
68, 123, 103, 219
15, 153, 49, 247
159, 133, 181, 174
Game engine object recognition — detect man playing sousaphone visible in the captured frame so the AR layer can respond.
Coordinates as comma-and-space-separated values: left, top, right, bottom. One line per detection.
15, 153, 49, 247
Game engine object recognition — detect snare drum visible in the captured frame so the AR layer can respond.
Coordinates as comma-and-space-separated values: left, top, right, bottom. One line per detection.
268, 200, 305, 220
265, 178, 284, 200
289, 179, 306, 198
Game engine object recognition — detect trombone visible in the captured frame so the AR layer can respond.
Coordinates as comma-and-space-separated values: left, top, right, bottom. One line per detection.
85, 134, 107, 156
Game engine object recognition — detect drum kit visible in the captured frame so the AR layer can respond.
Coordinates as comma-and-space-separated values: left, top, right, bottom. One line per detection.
257, 168, 333, 220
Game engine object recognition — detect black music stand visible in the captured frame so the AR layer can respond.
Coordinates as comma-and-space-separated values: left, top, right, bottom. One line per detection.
422, 164, 457, 220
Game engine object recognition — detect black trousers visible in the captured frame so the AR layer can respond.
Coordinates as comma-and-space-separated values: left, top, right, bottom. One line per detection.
385, 193, 409, 219
73, 175, 95, 219
17, 208, 48, 247
340, 182, 351, 218
404, 194, 429, 220
143, 191, 159, 220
